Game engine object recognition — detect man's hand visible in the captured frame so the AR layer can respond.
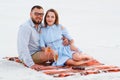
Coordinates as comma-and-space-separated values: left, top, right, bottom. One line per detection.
30, 64, 44, 71
62, 37, 69, 46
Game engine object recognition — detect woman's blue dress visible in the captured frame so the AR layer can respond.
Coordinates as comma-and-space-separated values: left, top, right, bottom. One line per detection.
39, 24, 74, 66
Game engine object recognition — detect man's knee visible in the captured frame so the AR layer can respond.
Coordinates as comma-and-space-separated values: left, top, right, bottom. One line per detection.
32, 51, 54, 65
32, 51, 46, 64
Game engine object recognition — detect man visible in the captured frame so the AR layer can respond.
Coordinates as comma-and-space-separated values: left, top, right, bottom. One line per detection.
17, 5, 69, 71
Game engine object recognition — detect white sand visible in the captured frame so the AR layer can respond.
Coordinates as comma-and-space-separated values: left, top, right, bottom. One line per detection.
0, 47, 120, 80
0, 0, 120, 80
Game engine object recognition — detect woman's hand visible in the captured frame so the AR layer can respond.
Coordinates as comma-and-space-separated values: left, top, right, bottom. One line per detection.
45, 47, 54, 56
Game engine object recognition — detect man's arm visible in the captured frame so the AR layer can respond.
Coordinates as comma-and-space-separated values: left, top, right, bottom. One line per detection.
17, 25, 35, 67
62, 36, 69, 46
61, 26, 72, 46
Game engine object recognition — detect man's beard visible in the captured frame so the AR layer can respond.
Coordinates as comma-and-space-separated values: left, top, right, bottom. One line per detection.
32, 18, 41, 25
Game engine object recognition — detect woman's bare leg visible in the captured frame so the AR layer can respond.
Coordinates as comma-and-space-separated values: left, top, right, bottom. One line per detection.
65, 59, 80, 66
72, 52, 93, 61
65, 58, 98, 66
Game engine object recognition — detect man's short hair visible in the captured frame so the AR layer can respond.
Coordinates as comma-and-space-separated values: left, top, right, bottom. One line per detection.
31, 5, 43, 12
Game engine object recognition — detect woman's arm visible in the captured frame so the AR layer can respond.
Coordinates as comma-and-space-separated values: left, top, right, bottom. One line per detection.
61, 26, 73, 41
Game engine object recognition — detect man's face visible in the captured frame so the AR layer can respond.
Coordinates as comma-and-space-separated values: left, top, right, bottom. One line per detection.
30, 8, 44, 25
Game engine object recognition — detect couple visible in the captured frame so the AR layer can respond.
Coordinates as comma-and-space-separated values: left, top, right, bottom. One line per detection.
17, 5, 92, 71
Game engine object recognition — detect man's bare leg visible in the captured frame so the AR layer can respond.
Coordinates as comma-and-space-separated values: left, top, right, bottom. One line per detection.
32, 51, 54, 65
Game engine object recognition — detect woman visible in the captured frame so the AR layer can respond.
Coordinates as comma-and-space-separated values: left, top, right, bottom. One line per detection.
39, 9, 93, 66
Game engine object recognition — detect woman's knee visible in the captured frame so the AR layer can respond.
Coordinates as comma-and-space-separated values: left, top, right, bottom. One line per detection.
72, 52, 81, 61
65, 59, 79, 66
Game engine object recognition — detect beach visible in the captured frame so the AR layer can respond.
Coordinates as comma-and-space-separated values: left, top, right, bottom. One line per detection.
0, 0, 120, 80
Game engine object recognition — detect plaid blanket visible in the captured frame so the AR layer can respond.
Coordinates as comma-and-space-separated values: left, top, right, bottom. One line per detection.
4, 57, 120, 77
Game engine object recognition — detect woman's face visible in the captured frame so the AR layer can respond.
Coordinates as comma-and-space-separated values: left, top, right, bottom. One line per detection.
46, 12, 56, 26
